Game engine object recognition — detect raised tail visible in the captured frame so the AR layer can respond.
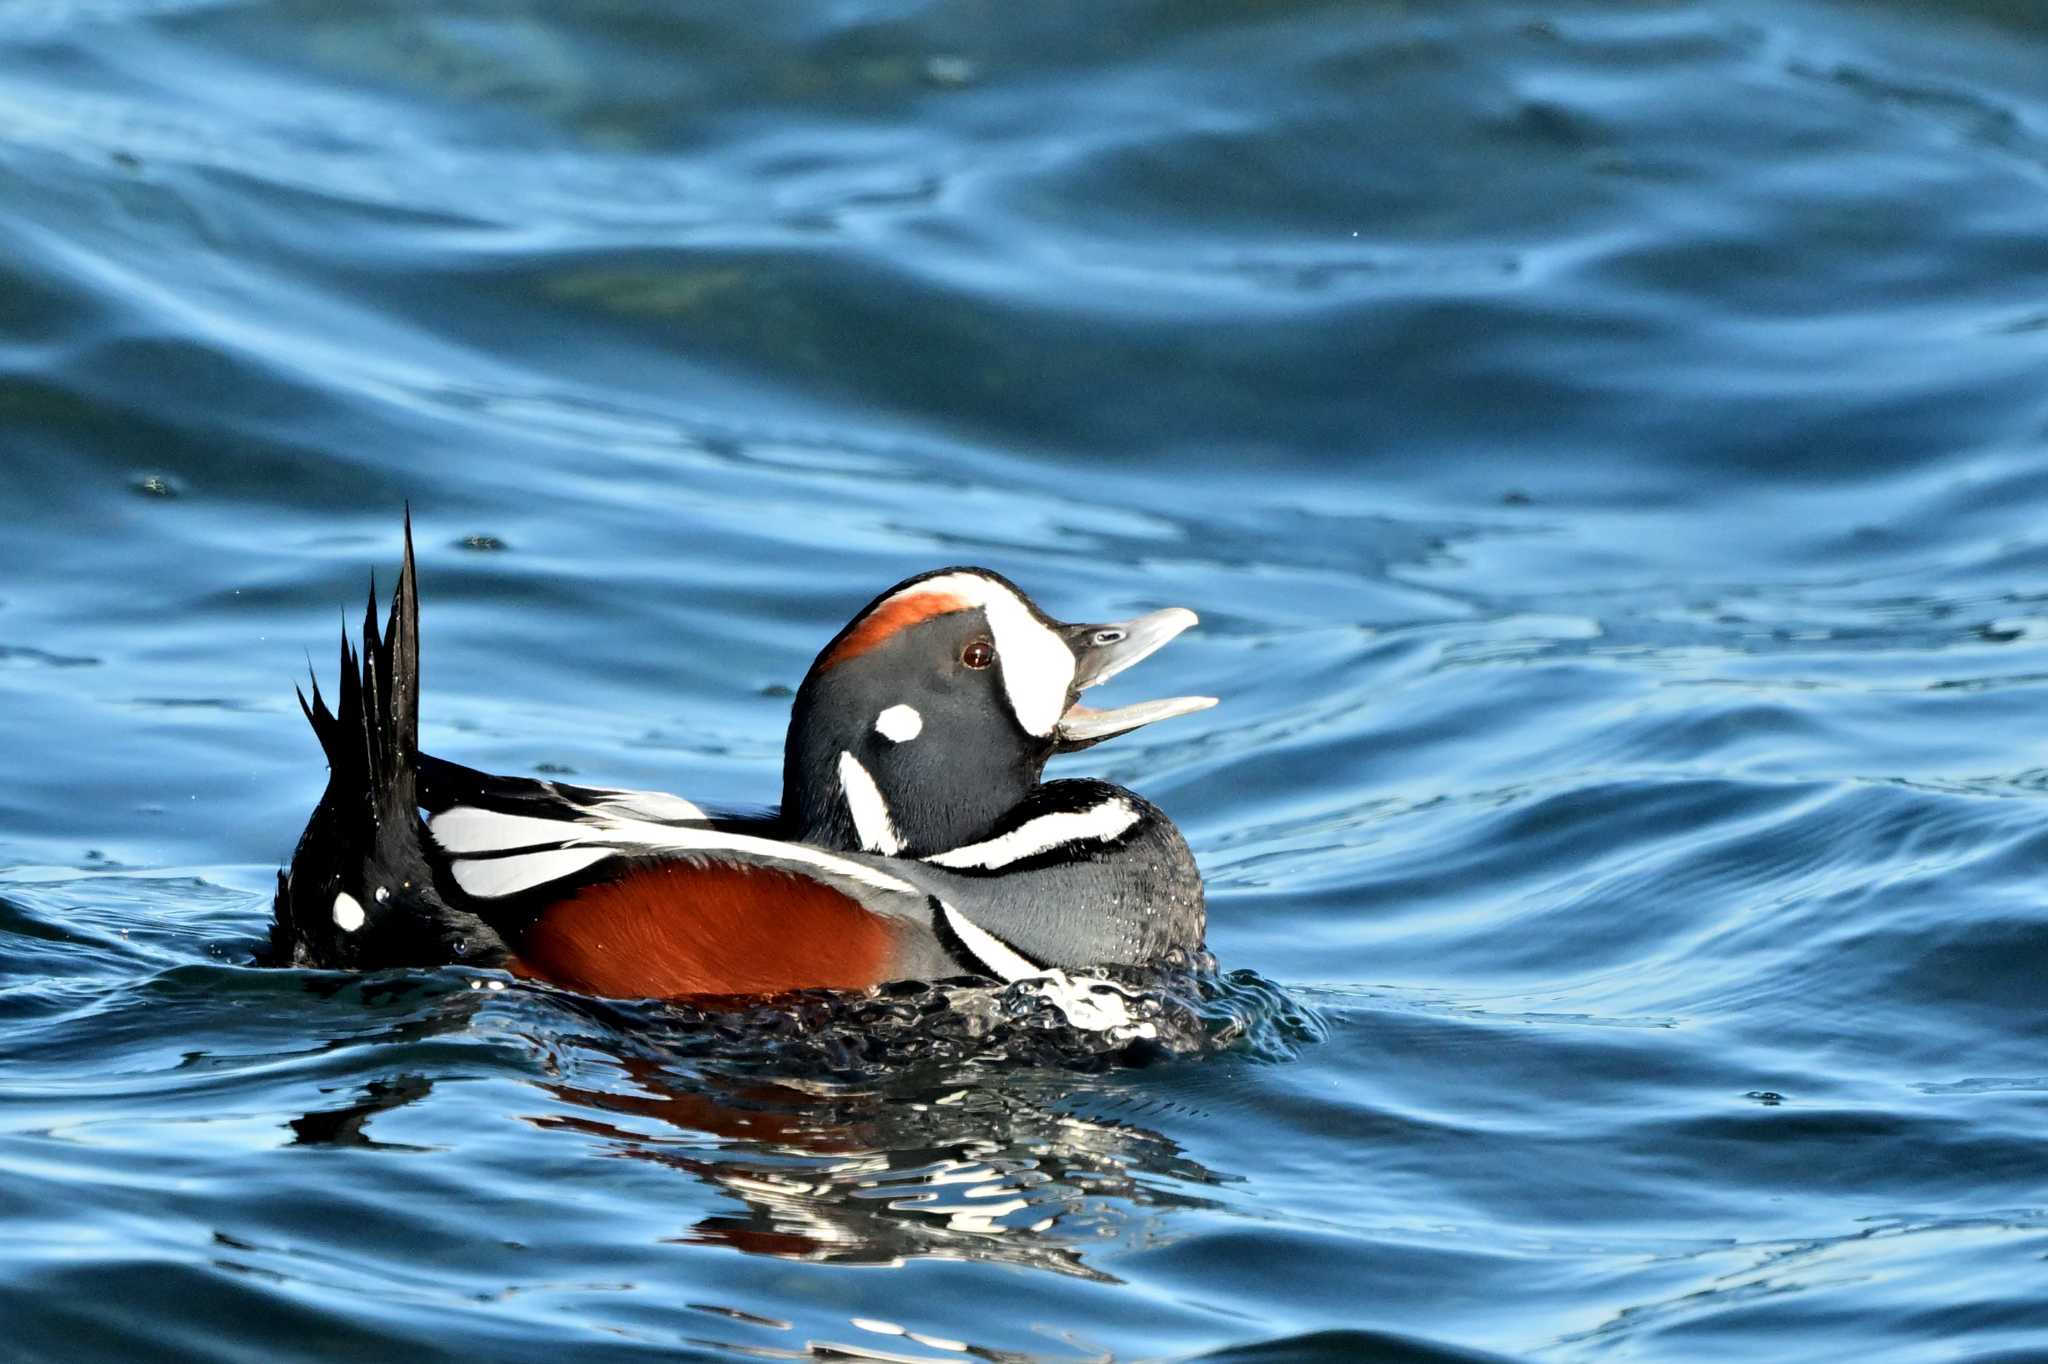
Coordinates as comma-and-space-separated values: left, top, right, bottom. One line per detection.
270, 513, 507, 970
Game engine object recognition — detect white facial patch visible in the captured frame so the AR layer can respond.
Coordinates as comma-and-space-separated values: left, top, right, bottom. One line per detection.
924, 797, 1140, 870
332, 891, 366, 933
838, 750, 903, 855
981, 590, 1076, 737
874, 703, 923, 743
874, 572, 1076, 738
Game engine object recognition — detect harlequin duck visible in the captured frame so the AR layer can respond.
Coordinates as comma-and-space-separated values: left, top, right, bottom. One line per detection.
270, 517, 1217, 1002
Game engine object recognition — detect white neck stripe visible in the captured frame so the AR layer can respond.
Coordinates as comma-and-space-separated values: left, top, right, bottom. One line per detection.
923, 797, 1140, 870
838, 750, 902, 855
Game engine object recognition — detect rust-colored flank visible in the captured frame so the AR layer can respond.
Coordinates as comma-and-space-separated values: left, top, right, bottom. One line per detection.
819, 591, 971, 669
512, 861, 899, 999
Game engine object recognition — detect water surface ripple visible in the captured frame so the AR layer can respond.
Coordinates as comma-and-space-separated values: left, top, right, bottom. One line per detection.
5, 1, 2048, 1360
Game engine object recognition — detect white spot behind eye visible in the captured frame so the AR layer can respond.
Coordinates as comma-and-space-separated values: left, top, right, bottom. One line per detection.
875, 703, 924, 742
332, 891, 366, 932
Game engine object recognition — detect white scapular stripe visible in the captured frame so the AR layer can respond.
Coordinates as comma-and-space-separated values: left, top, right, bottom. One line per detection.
838, 750, 902, 854
940, 902, 1036, 981
557, 814, 919, 893
923, 797, 1140, 869
873, 703, 923, 743
432, 794, 707, 860
875, 571, 1075, 738
430, 804, 920, 899
451, 847, 613, 899
332, 891, 365, 932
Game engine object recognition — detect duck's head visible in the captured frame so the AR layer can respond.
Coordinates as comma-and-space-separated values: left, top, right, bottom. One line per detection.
781, 567, 1215, 856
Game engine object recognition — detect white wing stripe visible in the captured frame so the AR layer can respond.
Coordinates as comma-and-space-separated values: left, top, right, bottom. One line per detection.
585, 789, 707, 822
924, 798, 1139, 870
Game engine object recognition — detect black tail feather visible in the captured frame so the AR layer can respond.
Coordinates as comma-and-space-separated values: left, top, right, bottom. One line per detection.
270, 514, 507, 970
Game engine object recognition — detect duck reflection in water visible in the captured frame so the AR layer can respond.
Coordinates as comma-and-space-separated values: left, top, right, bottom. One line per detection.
277, 972, 1274, 1283
531, 1043, 1227, 1283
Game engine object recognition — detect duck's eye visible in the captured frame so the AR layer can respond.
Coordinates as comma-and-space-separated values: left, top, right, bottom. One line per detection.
961, 639, 995, 670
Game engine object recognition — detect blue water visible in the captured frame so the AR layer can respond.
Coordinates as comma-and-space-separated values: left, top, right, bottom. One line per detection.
6, 1, 2048, 1359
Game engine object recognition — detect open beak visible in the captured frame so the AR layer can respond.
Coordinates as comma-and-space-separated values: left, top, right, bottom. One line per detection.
1055, 607, 1217, 750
